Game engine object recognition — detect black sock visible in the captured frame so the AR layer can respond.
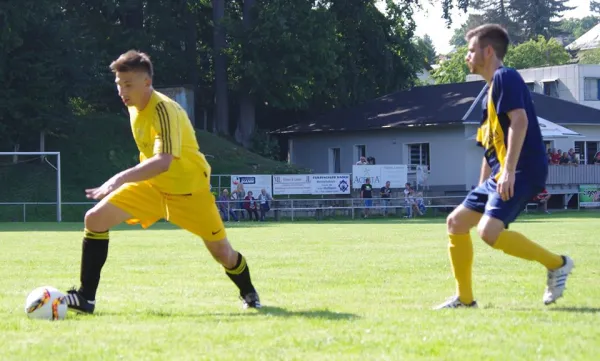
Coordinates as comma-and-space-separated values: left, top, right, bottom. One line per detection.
225, 252, 256, 295
78, 229, 110, 301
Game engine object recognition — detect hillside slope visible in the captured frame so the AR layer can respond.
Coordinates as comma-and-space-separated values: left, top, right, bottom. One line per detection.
0, 114, 304, 221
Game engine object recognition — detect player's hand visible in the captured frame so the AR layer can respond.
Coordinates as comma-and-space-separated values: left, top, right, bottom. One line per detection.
497, 170, 515, 201
85, 175, 125, 200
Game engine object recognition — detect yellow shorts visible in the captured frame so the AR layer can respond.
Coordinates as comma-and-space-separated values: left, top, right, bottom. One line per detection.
105, 181, 226, 241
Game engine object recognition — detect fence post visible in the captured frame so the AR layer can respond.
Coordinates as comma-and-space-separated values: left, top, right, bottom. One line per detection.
291, 199, 294, 222
23, 204, 26, 222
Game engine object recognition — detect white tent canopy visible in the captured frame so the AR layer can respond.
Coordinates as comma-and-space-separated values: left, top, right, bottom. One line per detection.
537, 117, 582, 138
467, 117, 583, 140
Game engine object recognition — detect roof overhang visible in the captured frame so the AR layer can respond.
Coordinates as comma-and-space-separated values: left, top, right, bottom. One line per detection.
467, 117, 584, 140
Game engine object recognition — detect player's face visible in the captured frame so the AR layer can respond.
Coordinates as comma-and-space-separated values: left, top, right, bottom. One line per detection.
115, 71, 151, 107
465, 37, 486, 74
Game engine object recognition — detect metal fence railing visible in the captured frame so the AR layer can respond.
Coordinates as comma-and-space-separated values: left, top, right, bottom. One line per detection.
0, 192, 591, 223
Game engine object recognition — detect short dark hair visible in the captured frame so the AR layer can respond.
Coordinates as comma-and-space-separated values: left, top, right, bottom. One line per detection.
109, 50, 153, 77
465, 24, 510, 60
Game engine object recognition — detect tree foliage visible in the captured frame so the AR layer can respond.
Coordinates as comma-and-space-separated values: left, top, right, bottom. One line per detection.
415, 35, 438, 67
578, 49, 600, 64
431, 46, 470, 84
504, 36, 571, 69
1, 0, 475, 151
432, 36, 570, 84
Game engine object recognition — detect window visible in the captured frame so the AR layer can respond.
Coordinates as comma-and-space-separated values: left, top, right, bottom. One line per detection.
329, 147, 341, 173
408, 143, 430, 166
525, 81, 535, 92
543, 141, 553, 152
354, 144, 366, 160
542, 80, 558, 97
583, 78, 600, 101
574, 141, 600, 164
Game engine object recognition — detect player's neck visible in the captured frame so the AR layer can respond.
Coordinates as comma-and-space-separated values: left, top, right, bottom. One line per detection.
135, 88, 154, 111
481, 59, 504, 84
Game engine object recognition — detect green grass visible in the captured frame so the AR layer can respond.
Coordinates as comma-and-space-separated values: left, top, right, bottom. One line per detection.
0, 215, 598, 360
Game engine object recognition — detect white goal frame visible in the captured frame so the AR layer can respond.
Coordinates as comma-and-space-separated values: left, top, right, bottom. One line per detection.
0, 152, 62, 222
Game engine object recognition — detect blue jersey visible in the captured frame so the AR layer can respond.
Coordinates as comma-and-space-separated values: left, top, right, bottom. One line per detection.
476, 67, 548, 186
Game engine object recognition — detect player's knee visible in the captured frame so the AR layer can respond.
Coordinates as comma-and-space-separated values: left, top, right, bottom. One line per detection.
84, 207, 110, 232
477, 223, 499, 246
446, 213, 466, 234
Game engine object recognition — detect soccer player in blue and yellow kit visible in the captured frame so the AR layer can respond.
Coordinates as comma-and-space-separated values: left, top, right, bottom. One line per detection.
63, 50, 260, 313
436, 25, 574, 309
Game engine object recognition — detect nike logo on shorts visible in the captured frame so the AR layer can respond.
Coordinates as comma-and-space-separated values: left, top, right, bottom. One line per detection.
211, 229, 222, 235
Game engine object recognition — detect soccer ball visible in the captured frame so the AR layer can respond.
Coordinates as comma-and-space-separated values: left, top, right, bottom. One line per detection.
24, 286, 67, 321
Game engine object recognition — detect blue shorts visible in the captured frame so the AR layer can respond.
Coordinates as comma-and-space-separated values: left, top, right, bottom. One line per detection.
364, 199, 373, 207
462, 176, 543, 227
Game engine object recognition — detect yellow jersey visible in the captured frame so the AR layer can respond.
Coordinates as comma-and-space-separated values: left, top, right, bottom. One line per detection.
127, 90, 210, 194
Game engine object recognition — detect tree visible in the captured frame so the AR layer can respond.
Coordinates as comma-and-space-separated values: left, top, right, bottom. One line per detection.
415, 35, 438, 67
579, 49, 600, 64
432, 36, 570, 84
504, 35, 570, 69
592, 1, 600, 14
509, 0, 574, 40
430, 46, 470, 84
0, 0, 82, 153
450, 14, 487, 48
234, 0, 257, 148
213, 0, 229, 135
555, 16, 600, 40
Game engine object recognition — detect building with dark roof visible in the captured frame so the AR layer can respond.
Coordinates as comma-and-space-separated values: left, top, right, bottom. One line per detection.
274, 81, 600, 193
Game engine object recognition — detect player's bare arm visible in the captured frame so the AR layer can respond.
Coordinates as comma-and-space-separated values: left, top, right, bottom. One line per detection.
498, 108, 528, 201
479, 157, 491, 185
85, 153, 173, 200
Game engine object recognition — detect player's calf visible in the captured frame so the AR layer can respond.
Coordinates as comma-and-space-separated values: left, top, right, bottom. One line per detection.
204, 238, 261, 309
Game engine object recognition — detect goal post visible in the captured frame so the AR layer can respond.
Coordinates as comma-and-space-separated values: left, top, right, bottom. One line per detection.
0, 152, 61, 222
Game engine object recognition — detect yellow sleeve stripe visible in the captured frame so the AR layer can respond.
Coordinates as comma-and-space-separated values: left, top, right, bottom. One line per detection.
156, 102, 172, 154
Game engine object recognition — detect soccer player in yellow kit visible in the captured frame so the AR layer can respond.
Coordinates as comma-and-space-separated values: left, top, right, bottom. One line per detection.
63, 50, 260, 313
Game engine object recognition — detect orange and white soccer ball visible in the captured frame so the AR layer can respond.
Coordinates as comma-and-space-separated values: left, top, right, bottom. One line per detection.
24, 286, 67, 321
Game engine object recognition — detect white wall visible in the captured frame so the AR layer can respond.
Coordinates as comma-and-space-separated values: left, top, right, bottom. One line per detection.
578, 65, 600, 109
464, 124, 483, 189
467, 65, 600, 109
290, 126, 469, 187
519, 65, 579, 103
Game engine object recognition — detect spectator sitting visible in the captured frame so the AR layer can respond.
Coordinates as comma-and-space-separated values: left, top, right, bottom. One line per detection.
243, 191, 260, 221
533, 189, 551, 214
568, 148, 577, 163
367, 156, 376, 165
218, 189, 238, 222
594, 152, 600, 164
232, 183, 246, 220
257, 188, 272, 221
559, 152, 570, 165
551, 149, 561, 165
404, 182, 415, 218
414, 191, 426, 216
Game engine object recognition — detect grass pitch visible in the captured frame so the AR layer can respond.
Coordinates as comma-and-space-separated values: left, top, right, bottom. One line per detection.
1, 214, 598, 360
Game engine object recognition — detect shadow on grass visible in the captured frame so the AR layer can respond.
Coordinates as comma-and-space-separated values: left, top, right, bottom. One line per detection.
548, 306, 600, 314
96, 306, 359, 321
